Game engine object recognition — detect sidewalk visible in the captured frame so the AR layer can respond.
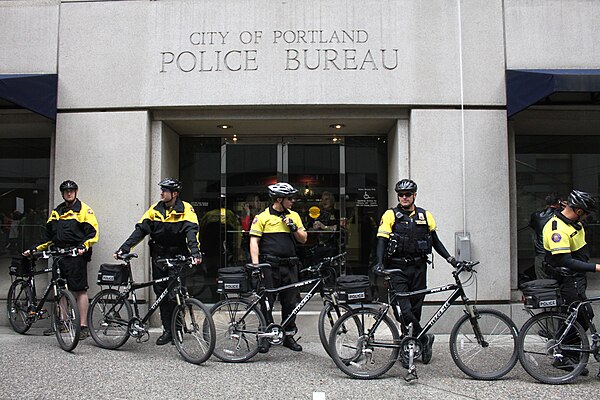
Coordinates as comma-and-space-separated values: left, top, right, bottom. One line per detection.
0, 325, 598, 400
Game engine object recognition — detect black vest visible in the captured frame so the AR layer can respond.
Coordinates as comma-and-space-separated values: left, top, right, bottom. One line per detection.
391, 206, 432, 256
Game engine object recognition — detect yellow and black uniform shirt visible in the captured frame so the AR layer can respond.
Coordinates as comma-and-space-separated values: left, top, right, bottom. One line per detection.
377, 208, 436, 239
543, 212, 588, 261
119, 198, 201, 257
250, 206, 305, 258
35, 199, 99, 251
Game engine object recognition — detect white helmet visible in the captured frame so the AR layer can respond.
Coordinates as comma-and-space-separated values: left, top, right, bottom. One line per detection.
268, 182, 298, 199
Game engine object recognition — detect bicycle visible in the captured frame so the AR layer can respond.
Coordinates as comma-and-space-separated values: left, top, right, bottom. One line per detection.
87, 253, 216, 364
328, 261, 519, 381
210, 252, 359, 362
517, 296, 600, 384
7, 247, 82, 352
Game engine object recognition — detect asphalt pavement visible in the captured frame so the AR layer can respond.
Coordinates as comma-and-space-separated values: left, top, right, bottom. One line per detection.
1, 323, 599, 400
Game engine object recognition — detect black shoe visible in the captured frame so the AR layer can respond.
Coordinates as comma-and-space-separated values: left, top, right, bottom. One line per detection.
156, 331, 173, 346
43, 327, 55, 336
552, 357, 588, 376
79, 326, 90, 340
258, 339, 271, 354
283, 336, 302, 352
421, 334, 435, 364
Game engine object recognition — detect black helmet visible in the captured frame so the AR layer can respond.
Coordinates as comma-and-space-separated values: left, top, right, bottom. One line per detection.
395, 179, 417, 194
567, 190, 597, 213
268, 182, 298, 199
59, 180, 78, 192
158, 178, 182, 192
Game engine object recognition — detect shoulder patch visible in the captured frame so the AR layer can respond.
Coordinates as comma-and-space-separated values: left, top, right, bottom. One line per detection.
551, 233, 562, 243
190, 206, 195, 213
87, 209, 94, 214
252, 217, 258, 225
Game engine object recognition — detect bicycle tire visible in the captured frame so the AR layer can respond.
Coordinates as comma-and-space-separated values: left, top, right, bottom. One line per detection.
449, 308, 519, 380
210, 298, 266, 363
172, 298, 216, 364
329, 308, 400, 379
518, 311, 589, 384
54, 289, 81, 352
318, 302, 353, 358
88, 289, 132, 350
7, 279, 33, 334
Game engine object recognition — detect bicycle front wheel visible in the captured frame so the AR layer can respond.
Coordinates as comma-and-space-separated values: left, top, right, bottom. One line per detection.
172, 298, 216, 364
54, 289, 81, 352
211, 298, 266, 362
88, 289, 132, 350
329, 308, 400, 379
518, 312, 589, 384
318, 302, 353, 358
7, 279, 33, 334
450, 308, 518, 380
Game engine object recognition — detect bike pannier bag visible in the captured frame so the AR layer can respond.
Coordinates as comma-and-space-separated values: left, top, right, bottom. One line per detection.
336, 275, 371, 303
519, 279, 563, 309
97, 263, 130, 286
217, 266, 250, 293
9, 256, 32, 276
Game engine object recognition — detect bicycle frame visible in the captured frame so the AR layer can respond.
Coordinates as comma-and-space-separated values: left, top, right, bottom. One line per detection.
556, 296, 600, 354
25, 256, 70, 318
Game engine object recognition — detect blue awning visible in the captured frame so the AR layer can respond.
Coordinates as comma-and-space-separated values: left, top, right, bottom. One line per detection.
0, 74, 58, 120
506, 69, 600, 117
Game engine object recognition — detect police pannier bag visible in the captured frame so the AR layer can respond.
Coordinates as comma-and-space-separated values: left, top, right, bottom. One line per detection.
519, 279, 563, 309
217, 266, 251, 294
336, 275, 371, 303
97, 263, 130, 286
9, 256, 33, 276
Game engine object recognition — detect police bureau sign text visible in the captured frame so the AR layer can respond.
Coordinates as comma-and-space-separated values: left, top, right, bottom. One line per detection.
160, 29, 399, 72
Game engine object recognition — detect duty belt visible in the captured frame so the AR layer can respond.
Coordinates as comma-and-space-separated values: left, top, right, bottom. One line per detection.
390, 255, 424, 266
260, 255, 299, 266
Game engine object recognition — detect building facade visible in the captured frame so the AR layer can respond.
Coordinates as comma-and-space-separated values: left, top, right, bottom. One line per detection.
1, 0, 599, 321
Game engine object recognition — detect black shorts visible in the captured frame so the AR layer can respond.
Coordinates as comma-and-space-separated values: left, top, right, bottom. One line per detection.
59, 255, 89, 292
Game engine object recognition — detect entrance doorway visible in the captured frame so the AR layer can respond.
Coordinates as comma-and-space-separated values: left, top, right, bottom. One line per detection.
180, 136, 387, 302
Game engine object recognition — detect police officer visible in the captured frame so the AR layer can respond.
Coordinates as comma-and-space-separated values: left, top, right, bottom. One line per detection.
543, 190, 600, 327
250, 182, 308, 353
529, 193, 562, 279
24, 180, 99, 339
374, 179, 457, 364
115, 178, 202, 345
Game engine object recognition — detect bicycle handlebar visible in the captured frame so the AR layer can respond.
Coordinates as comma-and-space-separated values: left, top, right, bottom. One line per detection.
374, 260, 480, 276
31, 247, 79, 259
155, 255, 193, 269
115, 253, 138, 262
300, 252, 347, 275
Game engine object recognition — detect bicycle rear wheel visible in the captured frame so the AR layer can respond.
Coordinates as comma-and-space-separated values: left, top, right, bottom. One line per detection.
7, 279, 33, 334
54, 289, 80, 352
450, 308, 518, 380
211, 298, 266, 362
518, 312, 589, 384
318, 302, 353, 358
88, 289, 132, 350
329, 308, 400, 379
172, 298, 215, 364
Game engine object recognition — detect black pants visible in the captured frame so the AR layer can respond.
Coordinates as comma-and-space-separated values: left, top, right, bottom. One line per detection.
150, 245, 187, 332
558, 273, 594, 331
389, 260, 427, 335
260, 260, 299, 333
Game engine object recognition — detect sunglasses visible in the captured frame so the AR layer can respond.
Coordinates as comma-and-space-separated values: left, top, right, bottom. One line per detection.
398, 192, 414, 198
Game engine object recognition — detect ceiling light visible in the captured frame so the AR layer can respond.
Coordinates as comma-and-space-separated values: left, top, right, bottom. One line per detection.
329, 124, 345, 129
217, 124, 232, 129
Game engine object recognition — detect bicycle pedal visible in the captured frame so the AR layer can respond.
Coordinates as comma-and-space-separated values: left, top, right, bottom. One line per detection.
404, 368, 418, 382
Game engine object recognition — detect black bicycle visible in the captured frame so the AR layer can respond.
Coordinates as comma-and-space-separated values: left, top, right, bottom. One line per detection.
518, 296, 600, 384
328, 261, 519, 381
87, 254, 216, 364
7, 247, 82, 352
210, 252, 357, 362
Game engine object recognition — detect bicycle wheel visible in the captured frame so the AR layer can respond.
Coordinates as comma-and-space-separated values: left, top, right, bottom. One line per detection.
518, 312, 589, 384
211, 298, 266, 362
329, 308, 400, 379
7, 279, 33, 334
88, 289, 132, 350
54, 289, 81, 352
172, 298, 216, 364
318, 303, 359, 358
450, 308, 518, 380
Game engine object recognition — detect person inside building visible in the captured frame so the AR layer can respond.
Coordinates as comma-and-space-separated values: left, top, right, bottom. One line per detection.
529, 192, 563, 279
250, 182, 308, 353
115, 178, 202, 345
373, 178, 459, 365
543, 190, 600, 373
306, 191, 345, 264
23, 180, 99, 340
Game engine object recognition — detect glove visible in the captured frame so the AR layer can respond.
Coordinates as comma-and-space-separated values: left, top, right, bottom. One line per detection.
287, 221, 298, 232
447, 256, 459, 267
372, 263, 385, 274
